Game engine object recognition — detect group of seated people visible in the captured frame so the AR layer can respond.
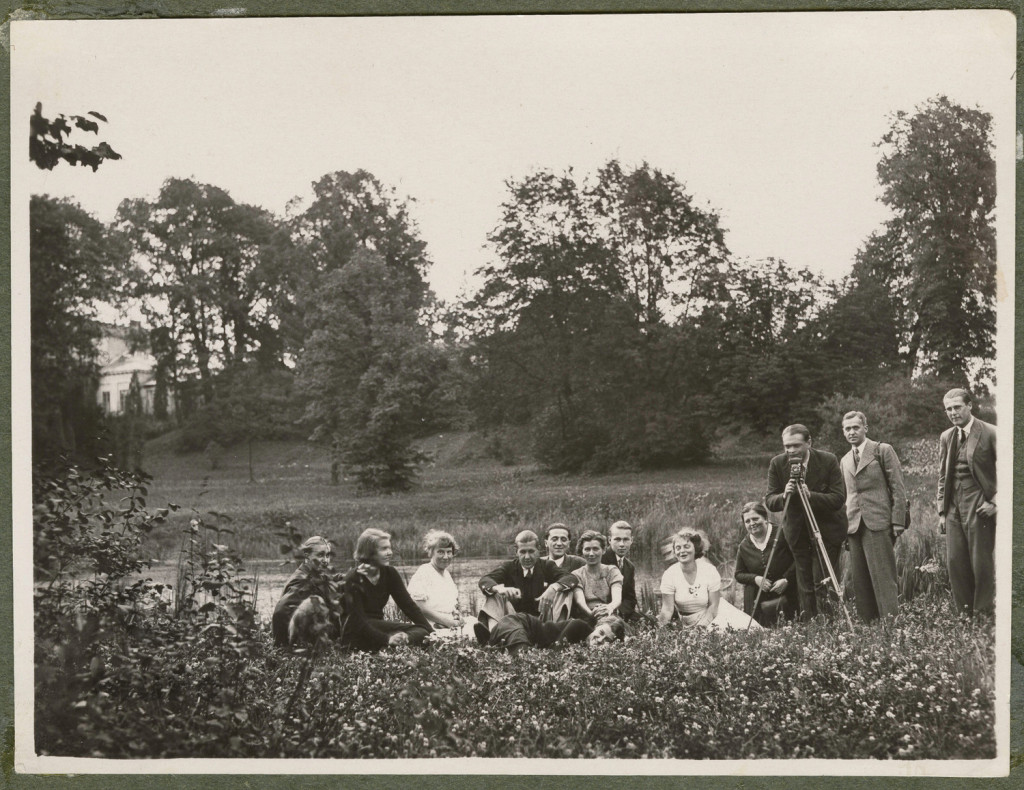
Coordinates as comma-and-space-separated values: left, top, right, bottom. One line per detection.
272, 501, 798, 652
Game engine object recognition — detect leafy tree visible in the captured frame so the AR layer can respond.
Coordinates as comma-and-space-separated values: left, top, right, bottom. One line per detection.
855, 95, 996, 385
29, 103, 121, 172
116, 179, 280, 406
30, 195, 125, 462
109, 372, 146, 472
591, 160, 731, 327
295, 250, 444, 491
287, 169, 431, 322
178, 363, 303, 482
468, 162, 732, 471
707, 257, 836, 433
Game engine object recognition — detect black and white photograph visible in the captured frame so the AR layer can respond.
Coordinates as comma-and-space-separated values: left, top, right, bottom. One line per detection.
10, 10, 1017, 776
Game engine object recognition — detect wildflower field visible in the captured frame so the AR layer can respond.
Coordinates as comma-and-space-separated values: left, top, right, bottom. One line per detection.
35, 590, 994, 760
30, 438, 1007, 762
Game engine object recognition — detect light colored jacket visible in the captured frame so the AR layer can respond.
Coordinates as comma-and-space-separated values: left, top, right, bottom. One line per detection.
841, 438, 908, 533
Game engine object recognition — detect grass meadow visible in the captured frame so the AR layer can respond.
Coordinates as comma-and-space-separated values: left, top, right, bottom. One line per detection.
140, 433, 947, 599
34, 433, 999, 761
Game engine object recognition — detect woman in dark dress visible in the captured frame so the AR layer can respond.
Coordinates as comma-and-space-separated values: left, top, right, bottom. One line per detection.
339, 528, 433, 649
734, 501, 798, 626
271, 536, 338, 647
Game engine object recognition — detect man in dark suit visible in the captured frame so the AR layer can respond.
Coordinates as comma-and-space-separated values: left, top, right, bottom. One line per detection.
840, 411, 907, 622
601, 520, 640, 621
766, 424, 847, 620
478, 529, 578, 623
541, 523, 585, 572
938, 388, 997, 616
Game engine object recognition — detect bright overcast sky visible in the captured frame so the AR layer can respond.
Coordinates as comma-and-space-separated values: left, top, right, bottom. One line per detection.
11, 11, 1016, 303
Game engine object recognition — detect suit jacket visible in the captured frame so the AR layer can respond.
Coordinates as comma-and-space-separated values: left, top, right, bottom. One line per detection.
938, 418, 997, 516
542, 554, 586, 573
766, 447, 848, 547
479, 558, 578, 617
601, 548, 636, 614
841, 438, 908, 532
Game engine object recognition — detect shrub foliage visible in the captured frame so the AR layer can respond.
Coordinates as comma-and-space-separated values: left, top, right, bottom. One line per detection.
32, 460, 996, 760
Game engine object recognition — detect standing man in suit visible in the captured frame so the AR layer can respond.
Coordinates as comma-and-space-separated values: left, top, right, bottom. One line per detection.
840, 411, 908, 622
938, 388, 997, 616
478, 529, 578, 624
542, 523, 586, 572
766, 424, 848, 620
602, 520, 640, 621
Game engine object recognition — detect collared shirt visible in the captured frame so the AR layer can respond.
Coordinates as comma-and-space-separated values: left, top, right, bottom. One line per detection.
750, 523, 773, 553
959, 417, 975, 442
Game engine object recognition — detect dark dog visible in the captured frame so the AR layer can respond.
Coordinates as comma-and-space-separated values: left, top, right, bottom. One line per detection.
288, 594, 333, 647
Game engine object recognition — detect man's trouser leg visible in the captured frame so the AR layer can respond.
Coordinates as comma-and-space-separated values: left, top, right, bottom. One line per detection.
945, 490, 974, 616
789, 531, 817, 620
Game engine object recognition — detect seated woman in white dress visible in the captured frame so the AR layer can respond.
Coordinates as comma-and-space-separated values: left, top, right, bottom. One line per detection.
657, 529, 759, 631
407, 529, 476, 640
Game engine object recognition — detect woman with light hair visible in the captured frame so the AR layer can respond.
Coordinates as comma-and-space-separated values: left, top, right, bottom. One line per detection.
271, 536, 338, 647
657, 529, 758, 630
407, 529, 477, 638
338, 528, 433, 649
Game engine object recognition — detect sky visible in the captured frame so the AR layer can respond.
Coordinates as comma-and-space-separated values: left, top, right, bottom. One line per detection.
11, 11, 1016, 304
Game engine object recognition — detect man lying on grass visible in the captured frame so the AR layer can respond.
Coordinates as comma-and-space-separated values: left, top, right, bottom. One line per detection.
474, 613, 626, 654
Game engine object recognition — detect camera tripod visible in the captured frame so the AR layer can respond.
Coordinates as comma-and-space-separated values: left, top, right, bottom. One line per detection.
761, 462, 854, 632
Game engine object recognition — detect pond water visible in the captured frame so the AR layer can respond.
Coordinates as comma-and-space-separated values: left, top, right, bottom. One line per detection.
137, 556, 739, 622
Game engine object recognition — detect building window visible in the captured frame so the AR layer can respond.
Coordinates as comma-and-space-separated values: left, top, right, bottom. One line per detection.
101, 391, 110, 413
119, 390, 128, 413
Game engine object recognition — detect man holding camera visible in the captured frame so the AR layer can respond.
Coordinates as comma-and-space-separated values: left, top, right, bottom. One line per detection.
766, 424, 848, 620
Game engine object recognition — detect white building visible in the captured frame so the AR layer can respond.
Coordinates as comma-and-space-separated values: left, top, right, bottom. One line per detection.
94, 325, 169, 416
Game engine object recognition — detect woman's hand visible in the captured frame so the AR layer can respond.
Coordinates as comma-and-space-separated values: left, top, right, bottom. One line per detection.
388, 631, 409, 646
754, 575, 772, 592
770, 578, 788, 594
591, 603, 609, 619
657, 592, 675, 627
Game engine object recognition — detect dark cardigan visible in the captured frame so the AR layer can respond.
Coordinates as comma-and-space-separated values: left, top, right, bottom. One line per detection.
340, 565, 433, 649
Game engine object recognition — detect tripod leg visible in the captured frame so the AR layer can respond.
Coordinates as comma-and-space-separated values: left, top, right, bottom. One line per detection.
747, 498, 786, 630
796, 484, 854, 632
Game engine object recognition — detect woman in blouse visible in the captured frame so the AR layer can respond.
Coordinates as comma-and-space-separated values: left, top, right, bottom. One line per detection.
407, 529, 476, 638
571, 530, 623, 622
657, 529, 757, 630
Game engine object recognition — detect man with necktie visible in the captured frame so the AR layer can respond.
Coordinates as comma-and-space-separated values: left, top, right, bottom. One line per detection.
938, 388, 997, 616
478, 529, 578, 623
601, 520, 640, 621
765, 424, 848, 620
840, 411, 907, 622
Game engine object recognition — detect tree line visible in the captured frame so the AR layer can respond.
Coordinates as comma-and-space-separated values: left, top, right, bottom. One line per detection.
31, 95, 996, 489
